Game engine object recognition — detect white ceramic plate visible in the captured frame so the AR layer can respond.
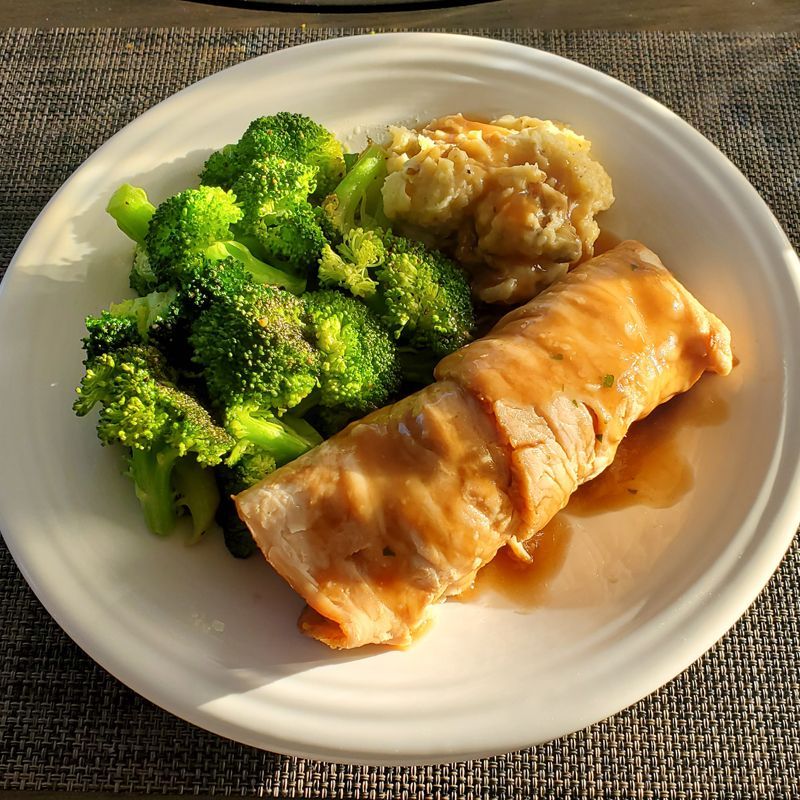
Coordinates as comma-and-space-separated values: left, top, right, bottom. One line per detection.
1, 33, 799, 766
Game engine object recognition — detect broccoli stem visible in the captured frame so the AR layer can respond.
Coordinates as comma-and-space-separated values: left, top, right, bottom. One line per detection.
173, 458, 221, 544
229, 408, 319, 465
327, 144, 388, 233
205, 240, 306, 295
281, 414, 324, 447
128, 445, 180, 536
107, 184, 156, 246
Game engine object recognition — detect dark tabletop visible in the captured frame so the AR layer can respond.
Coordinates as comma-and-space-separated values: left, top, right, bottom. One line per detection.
1, 24, 799, 800
0, 0, 799, 32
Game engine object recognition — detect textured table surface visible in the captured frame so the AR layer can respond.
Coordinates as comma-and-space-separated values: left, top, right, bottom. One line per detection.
1, 28, 799, 799
1, 0, 799, 32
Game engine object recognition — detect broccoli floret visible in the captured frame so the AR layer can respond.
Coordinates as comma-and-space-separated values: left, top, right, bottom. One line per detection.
305, 289, 400, 413
200, 144, 239, 189
173, 457, 221, 544
105, 186, 159, 294
317, 228, 385, 299
322, 143, 388, 234
145, 185, 243, 276
180, 254, 253, 311
317, 232, 475, 357
204, 240, 306, 294
250, 201, 327, 270
320, 147, 475, 355
189, 282, 319, 414
233, 156, 318, 221
82, 288, 181, 361
108, 184, 306, 295
226, 443, 277, 488
378, 234, 475, 356
202, 113, 345, 199
230, 158, 326, 271
73, 346, 234, 537
214, 444, 277, 559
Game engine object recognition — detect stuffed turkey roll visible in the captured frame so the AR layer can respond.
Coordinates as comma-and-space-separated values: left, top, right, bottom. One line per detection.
235, 241, 732, 649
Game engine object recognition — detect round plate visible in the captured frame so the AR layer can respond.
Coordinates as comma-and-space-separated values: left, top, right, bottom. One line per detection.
1, 33, 799, 765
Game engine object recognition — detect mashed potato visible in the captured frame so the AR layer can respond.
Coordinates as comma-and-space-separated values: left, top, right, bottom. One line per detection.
382, 114, 614, 304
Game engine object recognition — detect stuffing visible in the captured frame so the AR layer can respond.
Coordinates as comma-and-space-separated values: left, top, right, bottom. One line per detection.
381, 114, 614, 303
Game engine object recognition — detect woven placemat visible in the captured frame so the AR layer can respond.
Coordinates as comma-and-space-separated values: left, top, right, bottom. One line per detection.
1, 28, 798, 798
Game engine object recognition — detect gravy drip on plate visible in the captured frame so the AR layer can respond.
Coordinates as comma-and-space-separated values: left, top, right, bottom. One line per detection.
467, 383, 730, 608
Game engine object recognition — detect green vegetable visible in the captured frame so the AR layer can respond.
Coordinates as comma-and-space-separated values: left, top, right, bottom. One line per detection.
73, 346, 234, 537
305, 289, 401, 413
79, 113, 482, 557
107, 184, 305, 295
189, 282, 319, 413
318, 228, 385, 299
230, 157, 326, 270
200, 112, 345, 199
377, 234, 475, 356
322, 143, 388, 234
225, 402, 322, 467
82, 288, 182, 361
174, 457, 221, 544
319, 147, 475, 357
214, 445, 278, 559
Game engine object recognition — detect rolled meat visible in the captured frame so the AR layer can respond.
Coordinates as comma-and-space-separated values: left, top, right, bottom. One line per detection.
235, 241, 733, 649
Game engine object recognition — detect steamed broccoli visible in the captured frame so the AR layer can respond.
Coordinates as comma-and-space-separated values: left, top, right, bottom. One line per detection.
322, 143, 388, 234
145, 185, 243, 276
173, 457, 222, 544
73, 346, 234, 537
246, 201, 327, 271
86, 114, 480, 556
319, 228, 475, 357
82, 288, 182, 361
179, 254, 254, 312
320, 146, 476, 356
378, 234, 475, 356
189, 282, 319, 414
107, 184, 306, 295
317, 228, 384, 299
105, 183, 154, 246
129, 245, 159, 296
233, 156, 318, 220
201, 112, 345, 199
304, 289, 400, 413
214, 445, 277, 559
231, 158, 326, 269
224, 402, 322, 467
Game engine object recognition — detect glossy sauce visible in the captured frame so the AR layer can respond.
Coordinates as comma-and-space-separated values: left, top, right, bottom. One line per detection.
467, 383, 730, 607
458, 515, 573, 605
571, 388, 728, 513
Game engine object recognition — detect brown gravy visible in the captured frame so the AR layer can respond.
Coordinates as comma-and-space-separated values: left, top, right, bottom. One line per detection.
459, 515, 573, 605
571, 387, 728, 514
467, 382, 730, 606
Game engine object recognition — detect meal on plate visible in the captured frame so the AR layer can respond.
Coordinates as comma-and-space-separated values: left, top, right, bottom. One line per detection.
73, 112, 732, 648
238, 240, 731, 648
